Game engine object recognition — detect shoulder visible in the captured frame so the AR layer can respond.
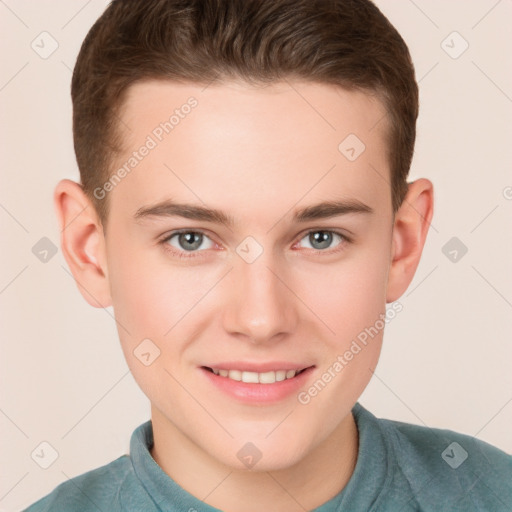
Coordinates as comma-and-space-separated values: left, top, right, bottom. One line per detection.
379, 413, 512, 510
22, 455, 136, 512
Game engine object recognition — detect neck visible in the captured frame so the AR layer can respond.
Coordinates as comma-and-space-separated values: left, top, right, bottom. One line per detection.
150, 408, 359, 512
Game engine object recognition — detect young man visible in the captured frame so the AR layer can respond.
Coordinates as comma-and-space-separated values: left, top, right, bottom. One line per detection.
24, 0, 512, 510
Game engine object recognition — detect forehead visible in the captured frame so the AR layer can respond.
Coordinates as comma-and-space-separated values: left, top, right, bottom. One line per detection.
109, 79, 391, 222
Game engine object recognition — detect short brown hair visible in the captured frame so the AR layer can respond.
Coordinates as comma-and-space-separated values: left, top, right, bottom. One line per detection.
72, 0, 418, 227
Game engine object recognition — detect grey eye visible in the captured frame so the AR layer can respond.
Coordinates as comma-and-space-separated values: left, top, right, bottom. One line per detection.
167, 232, 214, 252
299, 231, 343, 250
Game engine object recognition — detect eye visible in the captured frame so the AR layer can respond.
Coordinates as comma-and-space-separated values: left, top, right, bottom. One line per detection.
161, 230, 215, 256
296, 230, 348, 252
159, 228, 350, 259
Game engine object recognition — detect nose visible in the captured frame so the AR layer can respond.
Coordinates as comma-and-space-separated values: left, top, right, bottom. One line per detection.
221, 250, 299, 344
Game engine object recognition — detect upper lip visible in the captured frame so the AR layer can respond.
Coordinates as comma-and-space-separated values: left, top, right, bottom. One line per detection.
202, 362, 315, 373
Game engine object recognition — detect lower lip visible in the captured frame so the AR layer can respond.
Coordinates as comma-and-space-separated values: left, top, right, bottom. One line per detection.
199, 366, 315, 404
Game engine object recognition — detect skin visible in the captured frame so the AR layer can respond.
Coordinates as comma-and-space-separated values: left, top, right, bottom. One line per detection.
55, 80, 433, 511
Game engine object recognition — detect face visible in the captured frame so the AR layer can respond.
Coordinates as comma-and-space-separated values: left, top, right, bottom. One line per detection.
103, 79, 394, 470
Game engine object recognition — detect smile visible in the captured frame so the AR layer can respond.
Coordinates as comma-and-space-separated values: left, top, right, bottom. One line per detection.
204, 367, 308, 384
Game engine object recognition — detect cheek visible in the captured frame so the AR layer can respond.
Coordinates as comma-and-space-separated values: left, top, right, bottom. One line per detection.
299, 246, 390, 342
305, 236, 392, 407
106, 245, 206, 394
109, 259, 163, 332
107, 237, 209, 336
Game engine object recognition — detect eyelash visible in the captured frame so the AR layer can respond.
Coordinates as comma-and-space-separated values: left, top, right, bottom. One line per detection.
158, 229, 352, 260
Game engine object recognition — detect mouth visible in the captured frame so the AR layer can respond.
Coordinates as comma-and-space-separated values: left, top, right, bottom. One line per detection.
199, 363, 316, 403
201, 366, 311, 384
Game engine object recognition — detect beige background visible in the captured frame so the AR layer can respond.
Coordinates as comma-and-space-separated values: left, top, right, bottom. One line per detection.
1, 0, 511, 510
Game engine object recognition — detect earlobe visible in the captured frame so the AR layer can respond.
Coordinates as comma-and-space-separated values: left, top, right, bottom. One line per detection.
386, 178, 434, 303
54, 179, 112, 308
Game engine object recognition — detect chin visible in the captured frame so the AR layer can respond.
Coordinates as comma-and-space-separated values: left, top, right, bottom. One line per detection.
210, 435, 313, 473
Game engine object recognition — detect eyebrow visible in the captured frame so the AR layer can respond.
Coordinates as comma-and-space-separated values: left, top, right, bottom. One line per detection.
134, 198, 374, 227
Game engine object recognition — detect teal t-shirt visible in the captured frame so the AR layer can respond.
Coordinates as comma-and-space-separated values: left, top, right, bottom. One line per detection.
23, 402, 512, 511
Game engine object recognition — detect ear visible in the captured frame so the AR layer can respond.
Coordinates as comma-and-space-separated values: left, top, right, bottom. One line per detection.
386, 178, 434, 303
54, 179, 112, 308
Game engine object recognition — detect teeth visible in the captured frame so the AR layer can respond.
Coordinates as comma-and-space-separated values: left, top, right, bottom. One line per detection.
275, 370, 286, 382
209, 367, 305, 384
228, 370, 242, 381
259, 371, 276, 384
